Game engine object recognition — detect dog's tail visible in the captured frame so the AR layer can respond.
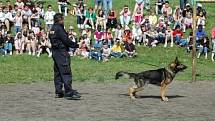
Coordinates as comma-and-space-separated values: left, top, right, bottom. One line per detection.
115, 71, 137, 80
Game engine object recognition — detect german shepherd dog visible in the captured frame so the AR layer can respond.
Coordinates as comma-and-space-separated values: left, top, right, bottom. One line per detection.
115, 57, 187, 101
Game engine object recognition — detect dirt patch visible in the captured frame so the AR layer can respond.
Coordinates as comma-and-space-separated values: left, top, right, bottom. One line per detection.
0, 81, 215, 121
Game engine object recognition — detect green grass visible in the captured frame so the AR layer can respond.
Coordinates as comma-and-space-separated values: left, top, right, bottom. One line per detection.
0, 0, 215, 84
1, 45, 215, 84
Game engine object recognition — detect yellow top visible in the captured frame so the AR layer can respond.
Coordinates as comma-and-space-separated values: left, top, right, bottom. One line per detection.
111, 44, 123, 52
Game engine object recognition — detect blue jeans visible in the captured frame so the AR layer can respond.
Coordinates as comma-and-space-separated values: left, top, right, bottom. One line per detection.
180, 0, 187, 9
15, 26, 21, 34
175, 36, 188, 46
77, 16, 85, 24
0, 48, 5, 55
199, 46, 208, 53
111, 52, 123, 58
103, 0, 112, 16
89, 51, 102, 61
179, 39, 188, 46
95, 0, 102, 6
175, 36, 182, 45
144, 0, 150, 10
4, 43, 12, 52
94, 40, 103, 48
120, 16, 131, 26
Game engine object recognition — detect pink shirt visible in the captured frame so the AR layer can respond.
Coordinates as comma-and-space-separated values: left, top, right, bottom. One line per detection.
95, 31, 104, 41
134, 14, 143, 24
211, 27, 215, 39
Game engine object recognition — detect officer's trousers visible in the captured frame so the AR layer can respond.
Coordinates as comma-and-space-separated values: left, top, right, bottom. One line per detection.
52, 50, 73, 95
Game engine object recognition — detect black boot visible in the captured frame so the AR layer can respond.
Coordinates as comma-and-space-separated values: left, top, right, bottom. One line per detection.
55, 93, 64, 98
64, 91, 81, 100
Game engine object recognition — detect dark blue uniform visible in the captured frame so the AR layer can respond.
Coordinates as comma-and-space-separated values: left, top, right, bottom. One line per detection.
49, 23, 78, 96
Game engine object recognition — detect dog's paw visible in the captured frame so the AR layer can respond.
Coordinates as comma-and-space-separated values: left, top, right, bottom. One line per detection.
130, 96, 136, 100
162, 97, 169, 102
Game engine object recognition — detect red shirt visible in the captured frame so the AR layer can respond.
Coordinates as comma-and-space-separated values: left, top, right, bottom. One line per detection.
173, 29, 183, 38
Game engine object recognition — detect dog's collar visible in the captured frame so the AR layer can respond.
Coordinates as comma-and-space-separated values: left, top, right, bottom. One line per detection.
165, 67, 176, 78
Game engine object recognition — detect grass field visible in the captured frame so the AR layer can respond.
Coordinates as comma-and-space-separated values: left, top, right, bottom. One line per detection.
0, 0, 215, 84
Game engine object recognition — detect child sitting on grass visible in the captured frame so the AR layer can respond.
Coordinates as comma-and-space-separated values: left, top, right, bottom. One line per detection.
14, 32, 24, 54
101, 43, 111, 62
0, 31, 4, 56
4, 32, 14, 55
124, 38, 137, 58
211, 27, 215, 61
37, 34, 52, 57
211, 38, 215, 62
197, 36, 210, 59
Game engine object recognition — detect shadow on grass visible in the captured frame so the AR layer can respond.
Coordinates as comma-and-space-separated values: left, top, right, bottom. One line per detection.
119, 94, 185, 99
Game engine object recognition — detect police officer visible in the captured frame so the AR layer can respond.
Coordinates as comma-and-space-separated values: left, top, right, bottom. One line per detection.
49, 13, 81, 100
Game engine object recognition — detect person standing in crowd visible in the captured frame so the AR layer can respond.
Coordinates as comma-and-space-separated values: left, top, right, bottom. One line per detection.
179, 0, 187, 10
14, 11, 23, 34
44, 5, 56, 31
49, 13, 81, 100
102, 0, 112, 17
58, 0, 68, 16
94, 0, 102, 11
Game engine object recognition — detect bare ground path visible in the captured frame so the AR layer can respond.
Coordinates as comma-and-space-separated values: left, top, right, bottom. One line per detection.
0, 81, 215, 121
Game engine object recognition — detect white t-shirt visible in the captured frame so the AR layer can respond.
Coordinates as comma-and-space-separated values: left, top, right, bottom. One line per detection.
5, 12, 13, 21
15, 16, 22, 26
44, 11, 56, 25
0, 12, 5, 22
15, 2, 24, 10
22, 10, 32, 18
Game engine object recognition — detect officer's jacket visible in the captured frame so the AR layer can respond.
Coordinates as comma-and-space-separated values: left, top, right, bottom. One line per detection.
49, 23, 78, 51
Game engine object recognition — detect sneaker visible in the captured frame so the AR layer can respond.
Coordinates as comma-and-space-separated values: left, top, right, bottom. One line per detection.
32, 52, 35, 56
170, 43, 173, 47
48, 53, 52, 57
28, 51, 32, 55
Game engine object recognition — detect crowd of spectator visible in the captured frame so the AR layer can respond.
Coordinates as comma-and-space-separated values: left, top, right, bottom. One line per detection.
0, 0, 214, 62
